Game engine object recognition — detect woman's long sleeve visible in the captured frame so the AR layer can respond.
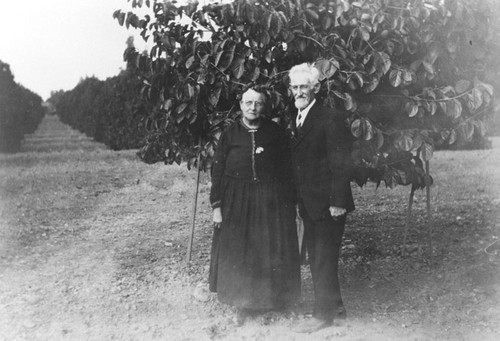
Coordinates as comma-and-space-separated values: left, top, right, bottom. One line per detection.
210, 131, 228, 208
277, 130, 297, 204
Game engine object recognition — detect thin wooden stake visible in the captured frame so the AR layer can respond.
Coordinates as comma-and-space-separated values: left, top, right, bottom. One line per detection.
186, 143, 202, 263
425, 160, 433, 256
402, 186, 416, 257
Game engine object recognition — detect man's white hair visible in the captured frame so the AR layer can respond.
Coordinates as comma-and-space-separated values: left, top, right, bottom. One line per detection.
288, 63, 320, 85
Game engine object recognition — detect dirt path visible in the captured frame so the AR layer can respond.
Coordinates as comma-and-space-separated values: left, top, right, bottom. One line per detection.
0, 115, 499, 341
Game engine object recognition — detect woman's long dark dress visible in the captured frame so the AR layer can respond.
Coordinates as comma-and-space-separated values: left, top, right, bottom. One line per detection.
209, 118, 301, 310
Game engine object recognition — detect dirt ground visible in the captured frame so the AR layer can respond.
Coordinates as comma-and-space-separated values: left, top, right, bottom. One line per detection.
0, 115, 499, 341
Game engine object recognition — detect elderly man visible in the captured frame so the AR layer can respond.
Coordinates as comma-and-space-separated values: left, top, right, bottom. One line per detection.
289, 63, 355, 333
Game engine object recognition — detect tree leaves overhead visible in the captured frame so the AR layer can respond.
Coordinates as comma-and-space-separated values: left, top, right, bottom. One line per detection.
114, 0, 497, 186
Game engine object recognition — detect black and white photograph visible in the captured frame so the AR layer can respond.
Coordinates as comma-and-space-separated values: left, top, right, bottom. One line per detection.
1, 0, 499, 340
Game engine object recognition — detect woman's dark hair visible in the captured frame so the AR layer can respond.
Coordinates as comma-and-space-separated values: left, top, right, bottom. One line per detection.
240, 83, 271, 102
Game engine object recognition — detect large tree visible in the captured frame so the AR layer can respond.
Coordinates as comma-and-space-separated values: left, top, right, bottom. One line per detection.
115, 0, 497, 189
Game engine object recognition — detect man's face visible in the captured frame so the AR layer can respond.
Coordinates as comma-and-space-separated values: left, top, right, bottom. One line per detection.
289, 72, 318, 110
240, 89, 265, 123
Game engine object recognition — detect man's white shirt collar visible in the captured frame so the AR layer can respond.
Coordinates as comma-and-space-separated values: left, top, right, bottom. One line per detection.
296, 99, 316, 127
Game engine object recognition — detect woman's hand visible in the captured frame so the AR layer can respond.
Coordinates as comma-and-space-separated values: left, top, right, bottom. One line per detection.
329, 206, 346, 219
213, 207, 222, 228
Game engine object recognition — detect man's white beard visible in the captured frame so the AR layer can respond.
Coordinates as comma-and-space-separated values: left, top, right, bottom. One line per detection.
295, 97, 309, 110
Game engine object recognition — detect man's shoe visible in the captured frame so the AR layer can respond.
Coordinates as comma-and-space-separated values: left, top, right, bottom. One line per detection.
235, 309, 248, 326
293, 317, 332, 333
335, 305, 347, 320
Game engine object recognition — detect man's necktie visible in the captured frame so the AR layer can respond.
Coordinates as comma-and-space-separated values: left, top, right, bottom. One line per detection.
297, 113, 302, 129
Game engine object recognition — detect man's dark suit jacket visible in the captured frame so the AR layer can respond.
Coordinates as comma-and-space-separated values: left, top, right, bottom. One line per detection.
292, 102, 355, 220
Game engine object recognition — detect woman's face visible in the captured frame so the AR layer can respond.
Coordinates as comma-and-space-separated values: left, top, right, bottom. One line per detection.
240, 89, 266, 124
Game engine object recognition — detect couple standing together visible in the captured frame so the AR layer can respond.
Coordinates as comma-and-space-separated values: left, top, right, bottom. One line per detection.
209, 63, 355, 333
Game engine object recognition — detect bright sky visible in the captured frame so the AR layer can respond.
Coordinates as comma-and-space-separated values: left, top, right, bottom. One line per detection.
0, 0, 151, 101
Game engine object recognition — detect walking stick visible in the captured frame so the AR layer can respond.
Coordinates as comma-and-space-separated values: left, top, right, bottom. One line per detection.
402, 186, 416, 257
425, 160, 433, 256
186, 139, 202, 263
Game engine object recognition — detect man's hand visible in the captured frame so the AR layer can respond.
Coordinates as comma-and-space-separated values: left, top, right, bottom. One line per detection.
213, 207, 222, 228
329, 206, 346, 218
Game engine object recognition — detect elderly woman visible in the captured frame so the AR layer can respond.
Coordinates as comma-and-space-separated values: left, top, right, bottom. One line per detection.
209, 85, 300, 324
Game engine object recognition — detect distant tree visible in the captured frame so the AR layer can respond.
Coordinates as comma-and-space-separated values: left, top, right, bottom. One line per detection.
0, 60, 45, 152
52, 37, 152, 150
115, 0, 497, 189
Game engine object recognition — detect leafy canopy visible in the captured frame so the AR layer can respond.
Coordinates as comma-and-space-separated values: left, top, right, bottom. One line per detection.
115, 0, 496, 189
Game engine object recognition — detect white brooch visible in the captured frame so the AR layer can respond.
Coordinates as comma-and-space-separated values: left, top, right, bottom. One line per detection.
255, 147, 264, 154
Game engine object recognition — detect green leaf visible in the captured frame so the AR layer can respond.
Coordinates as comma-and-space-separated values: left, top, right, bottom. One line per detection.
405, 102, 419, 117
472, 88, 483, 110
410, 59, 422, 72
439, 100, 447, 115
185, 55, 195, 69
460, 122, 475, 141
265, 50, 272, 64
412, 134, 424, 150
176, 102, 188, 115
440, 129, 450, 141
474, 120, 487, 137
362, 77, 379, 94
343, 93, 356, 111
421, 142, 433, 161
306, 9, 319, 21
477, 81, 494, 96
217, 42, 236, 71
352, 72, 364, 88
322, 15, 333, 30
231, 57, 245, 80
402, 70, 413, 84
351, 118, 374, 140
396, 132, 413, 151
424, 43, 440, 65
264, 10, 272, 31
214, 50, 224, 67
163, 99, 172, 111
389, 69, 402, 87
250, 66, 260, 81
395, 168, 410, 186
118, 12, 126, 26
446, 32, 459, 53
428, 101, 437, 116
260, 31, 271, 46
376, 129, 384, 149
209, 86, 221, 108
351, 119, 362, 138
448, 129, 457, 144
333, 90, 346, 100
358, 27, 370, 41
446, 99, 462, 119
200, 54, 209, 66
270, 12, 282, 37
378, 52, 391, 75
455, 79, 471, 94
186, 84, 195, 99
422, 61, 434, 74
189, 111, 198, 124
362, 119, 374, 141
315, 59, 339, 81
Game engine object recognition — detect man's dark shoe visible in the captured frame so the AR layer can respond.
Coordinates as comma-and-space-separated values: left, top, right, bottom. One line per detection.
293, 317, 332, 333
235, 308, 249, 326
335, 305, 347, 320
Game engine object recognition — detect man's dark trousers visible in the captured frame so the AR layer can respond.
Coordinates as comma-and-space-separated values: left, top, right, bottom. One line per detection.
300, 201, 345, 321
